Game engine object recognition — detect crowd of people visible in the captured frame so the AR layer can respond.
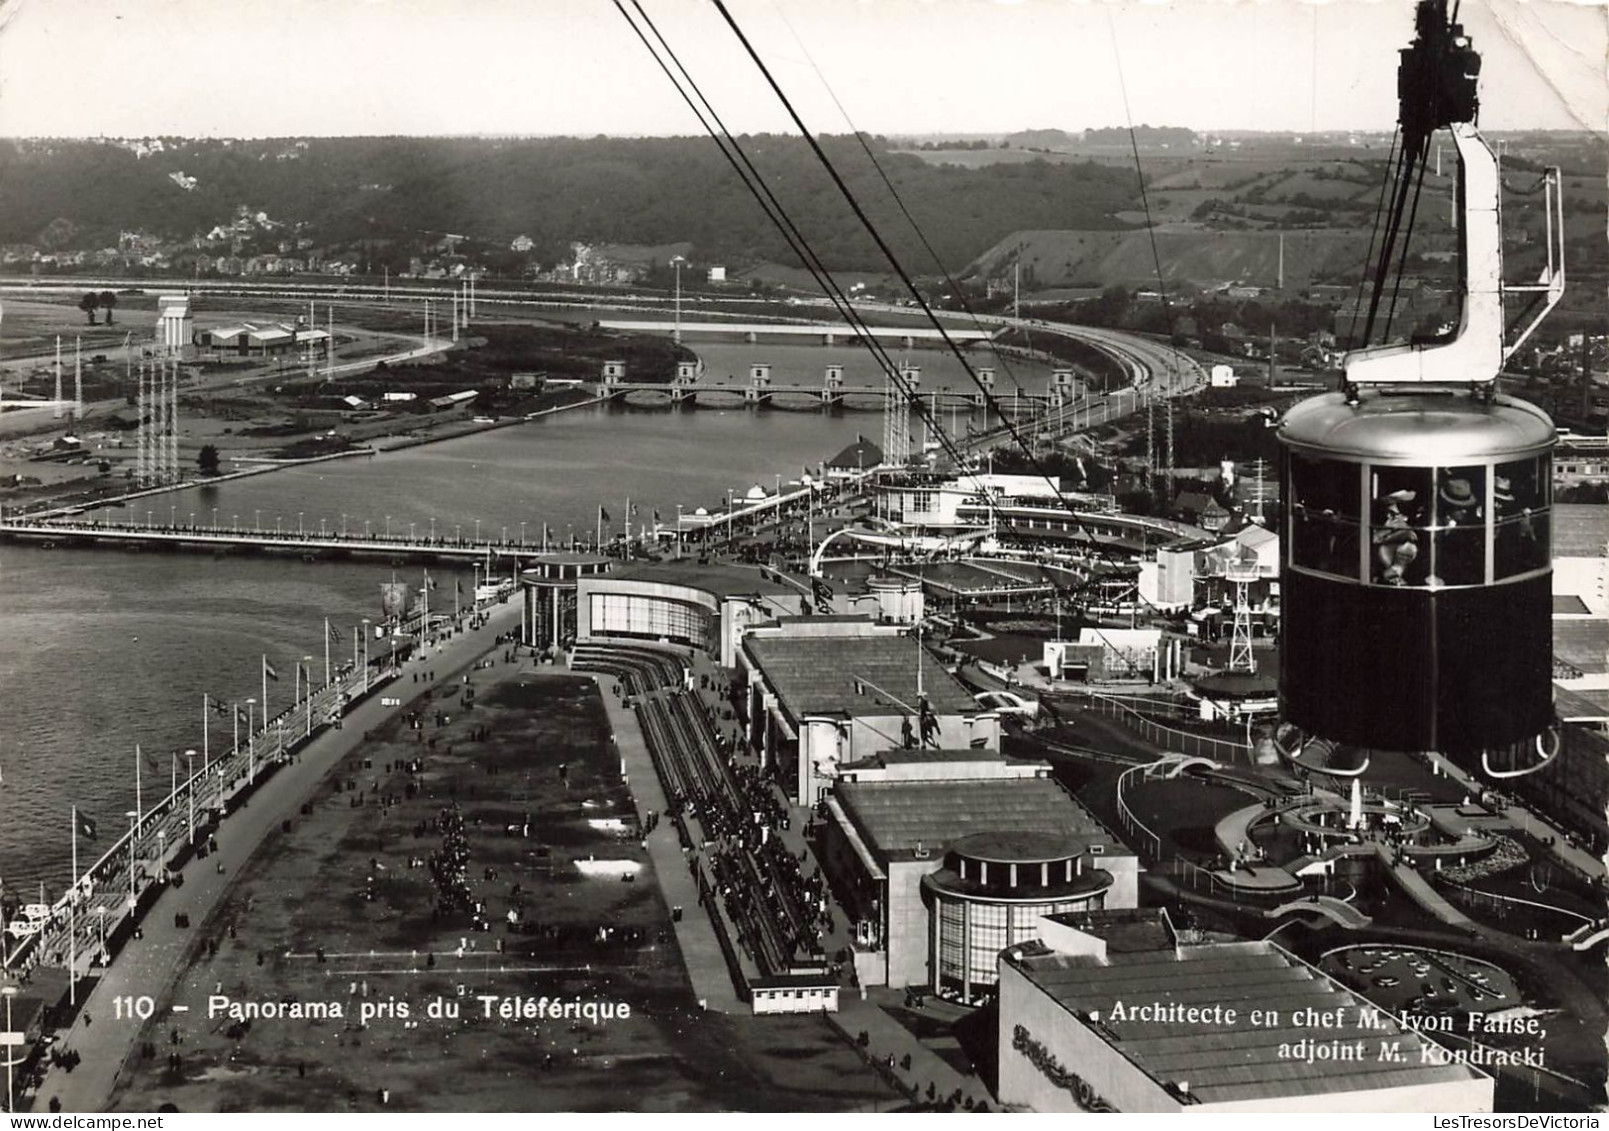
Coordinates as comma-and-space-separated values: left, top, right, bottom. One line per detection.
426, 803, 475, 920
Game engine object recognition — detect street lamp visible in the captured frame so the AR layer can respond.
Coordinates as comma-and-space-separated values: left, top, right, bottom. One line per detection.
184, 750, 197, 845
126, 810, 138, 905
3, 984, 16, 1114
303, 656, 314, 738
246, 698, 257, 783
670, 254, 686, 343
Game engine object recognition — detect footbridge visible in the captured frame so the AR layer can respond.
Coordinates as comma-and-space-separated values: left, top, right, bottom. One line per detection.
596, 359, 1091, 410
1268, 896, 1373, 929
0, 517, 542, 566
596, 319, 1001, 346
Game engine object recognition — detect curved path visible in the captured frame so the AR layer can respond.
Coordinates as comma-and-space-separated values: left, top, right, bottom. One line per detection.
1268, 896, 1371, 929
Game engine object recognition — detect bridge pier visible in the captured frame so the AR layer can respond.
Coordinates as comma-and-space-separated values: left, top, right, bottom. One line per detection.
822, 364, 844, 410
1050, 367, 1079, 408
747, 364, 772, 407
671, 360, 699, 406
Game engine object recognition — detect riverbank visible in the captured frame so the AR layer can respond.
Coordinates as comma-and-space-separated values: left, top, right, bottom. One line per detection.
16, 591, 897, 1112
5, 390, 607, 522
29, 598, 524, 1112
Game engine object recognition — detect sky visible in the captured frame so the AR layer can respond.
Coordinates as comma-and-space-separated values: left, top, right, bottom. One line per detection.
0, 0, 1602, 138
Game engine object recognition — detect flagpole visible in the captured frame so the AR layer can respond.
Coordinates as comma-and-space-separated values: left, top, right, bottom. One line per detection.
596, 506, 602, 551
203, 695, 210, 771
324, 618, 332, 688
262, 655, 269, 729
134, 744, 142, 838
625, 496, 631, 558
69, 805, 77, 1008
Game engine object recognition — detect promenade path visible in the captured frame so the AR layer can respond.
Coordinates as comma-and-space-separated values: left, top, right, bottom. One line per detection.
36, 600, 525, 1114
833, 991, 995, 1112
588, 675, 743, 1012
1374, 844, 1476, 929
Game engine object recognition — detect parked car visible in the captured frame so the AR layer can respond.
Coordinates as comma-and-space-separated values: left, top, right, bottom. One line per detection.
973, 690, 1040, 721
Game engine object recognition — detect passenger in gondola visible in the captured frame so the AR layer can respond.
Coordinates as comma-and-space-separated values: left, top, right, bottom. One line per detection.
1494, 473, 1543, 575
1373, 488, 1422, 585
1433, 473, 1485, 585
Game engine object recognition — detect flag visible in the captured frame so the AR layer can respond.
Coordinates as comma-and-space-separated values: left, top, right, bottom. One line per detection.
211, 697, 230, 716
76, 811, 98, 841
455, 578, 463, 595
264, 659, 280, 682
425, 572, 438, 592
326, 622, 340, 645
236, 706, 250, 723
630, 503, 639, 517
599, 506, 611, 522
653, 509, 661, 522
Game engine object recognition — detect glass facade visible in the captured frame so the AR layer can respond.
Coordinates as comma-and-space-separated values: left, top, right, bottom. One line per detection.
1288, 452, 1551, 588
589, 593, 713, 650
934, 892, 1106, 1000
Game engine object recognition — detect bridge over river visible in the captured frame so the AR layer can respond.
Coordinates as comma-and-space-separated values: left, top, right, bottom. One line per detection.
596, 319, 1000, 345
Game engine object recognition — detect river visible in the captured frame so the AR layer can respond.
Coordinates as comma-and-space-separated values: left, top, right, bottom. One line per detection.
0, 338, 1060, 891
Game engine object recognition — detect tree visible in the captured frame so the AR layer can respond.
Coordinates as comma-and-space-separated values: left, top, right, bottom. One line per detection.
197, 444, 221, 476
78, 292, 99, 324
98, 291, 116, 324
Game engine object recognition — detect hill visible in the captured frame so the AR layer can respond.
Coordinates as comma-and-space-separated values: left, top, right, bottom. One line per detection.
0, 135, 1141, 276
967, 227, 1380, 291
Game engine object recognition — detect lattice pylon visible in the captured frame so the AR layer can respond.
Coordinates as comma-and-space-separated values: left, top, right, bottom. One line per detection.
1226, 560, 1258, 674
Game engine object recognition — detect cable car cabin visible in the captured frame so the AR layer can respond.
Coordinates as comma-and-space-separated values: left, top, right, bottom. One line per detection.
1279, 388, 1555, 775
